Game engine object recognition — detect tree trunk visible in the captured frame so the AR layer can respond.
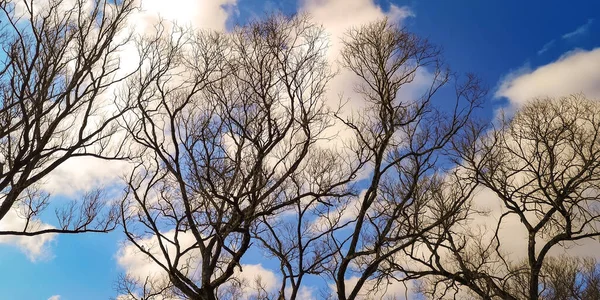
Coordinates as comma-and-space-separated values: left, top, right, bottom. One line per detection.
198, 288, 217, 300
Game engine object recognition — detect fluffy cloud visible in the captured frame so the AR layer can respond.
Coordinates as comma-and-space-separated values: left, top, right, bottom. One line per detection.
231, 264, 280, 298
116, 230, 279, 299
285, 285, 317, 300
47, 296, 61, 300
489, 45, 600, 266
469, 182, 600, 261
131, 0, 236, 33
297, 0, 433, 177
116, 230, 199, 284
0, 208, 55, 261
496, 48, 600, 107
42, 158, 131, 196
300, 0, 412, 37
336, 276, 415, 300
0, 0, 240, 265
41, 0, 240, 196
300, 0, 419, 110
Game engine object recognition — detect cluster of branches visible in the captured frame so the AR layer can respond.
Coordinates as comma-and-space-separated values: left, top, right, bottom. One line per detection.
116, 15, 486, 300
406, 94, 600, 300
116, 16, 600, 299
117, 14, 356, 300
0, 0, 138, 238
3, 1, 600, 299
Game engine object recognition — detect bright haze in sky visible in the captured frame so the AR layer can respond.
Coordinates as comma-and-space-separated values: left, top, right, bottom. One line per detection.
1, 0, 600, 299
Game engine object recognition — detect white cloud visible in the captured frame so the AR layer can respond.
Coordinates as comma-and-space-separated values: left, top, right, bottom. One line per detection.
117, 232, 280, 299
115, 229, 199, 299
0, 0, 240, 258
299, 0, 417, 111
132, 0, 236, 33
117, 230, 199, 283
41, 0, 241, 196
388, 4, 415, 24
0, 208, 56, 261
496, 48, 600, 107
490, 47, 600, 260
562, 18, 594, 40
299, 0, 416, 95
537, 39, 555, 55
467, 187, 530, 259
286, 285, 317, 300
336, 275, 415, 299
42, 158, 131, 196
298, 0, 432, 163
231, 264, 279, 298
47, 295, 61, 300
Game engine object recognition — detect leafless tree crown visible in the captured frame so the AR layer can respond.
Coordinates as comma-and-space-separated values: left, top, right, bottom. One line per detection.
117, 14, 355, 300
408, 94, 600, 300
0, 0, 137, 238
3, 3, 598, 300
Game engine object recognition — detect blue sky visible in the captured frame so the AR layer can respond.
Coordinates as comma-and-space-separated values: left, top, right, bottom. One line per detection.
2, 0, 600, 299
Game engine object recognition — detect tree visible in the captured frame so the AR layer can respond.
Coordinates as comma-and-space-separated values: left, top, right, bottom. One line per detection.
250, 151, 357, 299
249, 18, 484, 300
407, 94, 600, 300
117, 16, 486, 300
0, 0, 137, 238
326, 19, 483, 300
118, 15, 352, 300
540, 255, 600, 300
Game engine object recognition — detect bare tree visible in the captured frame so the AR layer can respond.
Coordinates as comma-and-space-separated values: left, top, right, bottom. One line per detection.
118, 15, 351, 300
234, 18, 484, 300
0, 0, 137, 237
251, 153, 357, 299
407, 94, 600, 300
540, 255, 600, 300
116, 16, 488, 300
327, 19, 483, 300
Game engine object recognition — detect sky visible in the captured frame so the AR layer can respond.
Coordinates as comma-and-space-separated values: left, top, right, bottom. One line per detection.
1, 0, 600, 299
